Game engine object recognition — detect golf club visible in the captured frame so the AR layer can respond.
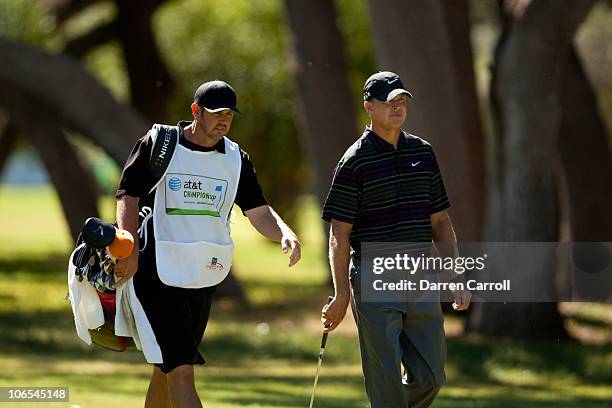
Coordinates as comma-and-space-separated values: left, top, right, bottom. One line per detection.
308, 296, 334, 408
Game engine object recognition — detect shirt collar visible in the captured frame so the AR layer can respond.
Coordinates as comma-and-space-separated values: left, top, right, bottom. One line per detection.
177, 120, 226, 154
364, 127, 409, 152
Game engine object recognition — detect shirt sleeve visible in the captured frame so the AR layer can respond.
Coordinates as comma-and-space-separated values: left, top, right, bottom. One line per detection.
321, 159, 360, 224
115, 133, 156, 199
430, 148, 451, 214
234, 149, 268, 212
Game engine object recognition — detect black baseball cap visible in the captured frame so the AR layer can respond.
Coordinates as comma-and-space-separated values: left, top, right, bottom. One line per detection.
194, 80, 240, 113
363, 71, 413, 102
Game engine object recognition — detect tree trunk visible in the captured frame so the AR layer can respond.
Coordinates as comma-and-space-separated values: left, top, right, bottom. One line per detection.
115, 0, 174, 122
0, 115, 18, 176
559, 48, 612, 241
29, 130, 100, 240
466, 0, 596, 338
1, 87, 100, 239
283, 0, 359, 207
367, 0, 485, 241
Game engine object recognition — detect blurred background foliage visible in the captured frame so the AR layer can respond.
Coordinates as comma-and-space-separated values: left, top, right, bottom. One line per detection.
2, 0, 612, 225
0, 0, 381, 226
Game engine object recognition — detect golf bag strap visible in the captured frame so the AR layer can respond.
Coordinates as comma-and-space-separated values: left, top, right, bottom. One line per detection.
148, 124, 179, 195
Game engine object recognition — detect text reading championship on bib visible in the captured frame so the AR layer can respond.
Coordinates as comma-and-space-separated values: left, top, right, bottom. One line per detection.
164, 173, 228, 217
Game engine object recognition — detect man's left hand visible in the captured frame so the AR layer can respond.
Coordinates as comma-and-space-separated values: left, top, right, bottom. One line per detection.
282, 234, 301, 267
452, 289, 471, 311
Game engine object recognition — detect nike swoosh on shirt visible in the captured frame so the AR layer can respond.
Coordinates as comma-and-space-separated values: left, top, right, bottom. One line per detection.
411, 162, 421, 167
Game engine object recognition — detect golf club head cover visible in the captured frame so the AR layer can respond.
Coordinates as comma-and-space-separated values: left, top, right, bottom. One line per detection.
81, 217, 116, 249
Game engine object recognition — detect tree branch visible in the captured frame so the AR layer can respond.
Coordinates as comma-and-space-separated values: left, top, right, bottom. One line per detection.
63, 19, 119, 58
0, 37, 148, 164
40, 0, 105, 27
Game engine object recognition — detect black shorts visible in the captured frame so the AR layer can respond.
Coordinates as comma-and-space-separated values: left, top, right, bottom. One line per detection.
134, 241, 215, 374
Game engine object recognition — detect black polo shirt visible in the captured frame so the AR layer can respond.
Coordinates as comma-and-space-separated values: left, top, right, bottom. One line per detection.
322, 128, 450, 258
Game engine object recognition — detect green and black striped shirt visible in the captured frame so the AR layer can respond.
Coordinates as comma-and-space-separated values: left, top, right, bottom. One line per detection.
322, 128, 450, 258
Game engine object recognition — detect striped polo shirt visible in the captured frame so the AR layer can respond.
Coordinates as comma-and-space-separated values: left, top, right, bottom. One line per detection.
322, 128, 450, 258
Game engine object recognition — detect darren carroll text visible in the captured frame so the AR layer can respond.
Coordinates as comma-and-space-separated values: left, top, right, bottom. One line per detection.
373, 279, 511, 292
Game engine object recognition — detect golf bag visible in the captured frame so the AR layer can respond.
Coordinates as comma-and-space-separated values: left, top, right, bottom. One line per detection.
70, 217, 135, 351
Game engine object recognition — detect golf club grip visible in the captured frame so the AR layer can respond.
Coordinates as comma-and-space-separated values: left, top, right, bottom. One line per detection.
321, 332, 329, 348
321, 296, 334, 347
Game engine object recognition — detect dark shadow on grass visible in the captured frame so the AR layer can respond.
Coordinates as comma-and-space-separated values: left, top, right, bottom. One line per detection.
0, 309, 143, 362
447, 336, 612, 385
434, 394, 612, 408
0, 252, 68, 275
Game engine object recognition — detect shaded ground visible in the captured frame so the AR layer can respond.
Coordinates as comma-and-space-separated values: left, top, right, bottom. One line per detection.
0, 187, 611, 407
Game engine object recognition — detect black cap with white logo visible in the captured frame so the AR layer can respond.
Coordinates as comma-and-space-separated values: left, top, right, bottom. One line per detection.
194, 80, 240, 113
363, 71, 413, 101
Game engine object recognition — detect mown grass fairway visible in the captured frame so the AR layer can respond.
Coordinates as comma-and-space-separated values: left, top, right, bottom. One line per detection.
0, 187, 611, 407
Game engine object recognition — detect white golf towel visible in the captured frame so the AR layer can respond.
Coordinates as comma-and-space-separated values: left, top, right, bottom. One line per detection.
67, 250, 162, 363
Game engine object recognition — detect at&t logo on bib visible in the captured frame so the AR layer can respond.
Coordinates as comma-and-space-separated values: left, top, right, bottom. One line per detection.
168, 177, 182, 191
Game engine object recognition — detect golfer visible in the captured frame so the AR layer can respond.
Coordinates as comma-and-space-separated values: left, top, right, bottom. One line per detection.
321, 71, 471, 407
114, 80, 301, 407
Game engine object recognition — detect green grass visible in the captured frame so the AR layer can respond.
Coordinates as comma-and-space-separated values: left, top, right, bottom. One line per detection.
0, 186, 611, 407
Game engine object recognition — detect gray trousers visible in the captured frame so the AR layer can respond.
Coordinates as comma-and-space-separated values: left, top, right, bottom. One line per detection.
350, 262, 447, 408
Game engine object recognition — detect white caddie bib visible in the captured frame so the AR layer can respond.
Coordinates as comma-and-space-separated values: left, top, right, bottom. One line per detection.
152, 135, 241, 288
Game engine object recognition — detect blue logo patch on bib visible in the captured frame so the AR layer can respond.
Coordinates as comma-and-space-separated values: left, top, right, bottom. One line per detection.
168, 177, 182, 191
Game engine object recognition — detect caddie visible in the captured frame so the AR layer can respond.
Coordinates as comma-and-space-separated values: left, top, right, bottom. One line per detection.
114, 80, 301, 407
320, 71, 471, 407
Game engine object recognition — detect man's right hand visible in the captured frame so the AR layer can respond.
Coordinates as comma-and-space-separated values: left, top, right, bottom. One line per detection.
321, 295, 350, 333
114, 250, 139, 286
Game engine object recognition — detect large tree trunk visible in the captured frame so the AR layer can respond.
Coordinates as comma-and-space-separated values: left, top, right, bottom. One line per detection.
0, 86, 100, 239
115, 0, 174, 122
27, 128, 100, 240
367, 0, 485, 241
283, 0, 359, 207
559, 48, 612, 241
467, 0, 596, 337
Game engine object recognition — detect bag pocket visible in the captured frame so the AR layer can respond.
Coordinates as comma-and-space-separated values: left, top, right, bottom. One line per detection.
155, 240, 234, 288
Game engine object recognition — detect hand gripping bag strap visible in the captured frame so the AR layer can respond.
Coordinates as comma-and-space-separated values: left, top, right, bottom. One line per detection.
148, 124, 179, 195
